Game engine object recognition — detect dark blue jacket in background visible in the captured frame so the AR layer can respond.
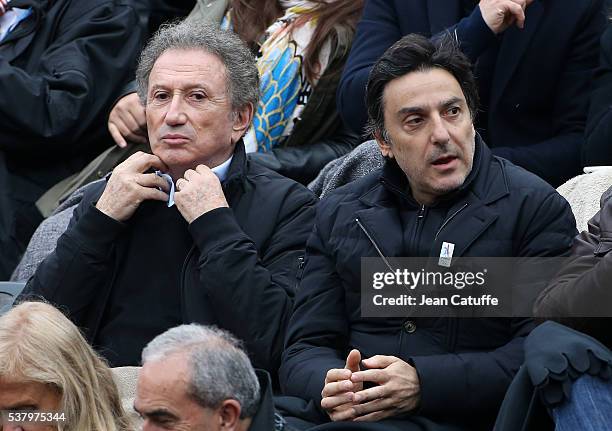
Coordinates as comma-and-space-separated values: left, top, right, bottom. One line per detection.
280, 138, 577, 430
337, 0, 606, 187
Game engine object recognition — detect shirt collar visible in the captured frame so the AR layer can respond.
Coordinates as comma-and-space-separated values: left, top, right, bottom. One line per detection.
212, 155, 233, 182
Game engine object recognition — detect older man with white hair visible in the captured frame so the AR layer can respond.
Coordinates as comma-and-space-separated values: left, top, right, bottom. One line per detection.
22, 20, 317, 372
135, 324, 287, 431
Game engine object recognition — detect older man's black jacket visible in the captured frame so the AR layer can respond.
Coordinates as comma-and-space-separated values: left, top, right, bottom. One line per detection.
280, 138, 577, 430
23, 142, 318, 372
0, 0, 144, 278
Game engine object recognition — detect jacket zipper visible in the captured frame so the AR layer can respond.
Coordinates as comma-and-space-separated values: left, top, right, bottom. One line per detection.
410, 204, 426, 254
356, 217, 394, 272
294, 256, 306, 291
434, 203, 469, 241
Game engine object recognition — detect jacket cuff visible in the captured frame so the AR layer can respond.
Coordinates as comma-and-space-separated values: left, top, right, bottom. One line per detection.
455, 6, 497, 62
189, 207, 246, 256
410, 355, 467, 415
70, 204, 126, 255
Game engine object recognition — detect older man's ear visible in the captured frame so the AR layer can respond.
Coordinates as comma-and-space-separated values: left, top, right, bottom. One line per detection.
231, 103, 255, 143
217, 399, 243, 430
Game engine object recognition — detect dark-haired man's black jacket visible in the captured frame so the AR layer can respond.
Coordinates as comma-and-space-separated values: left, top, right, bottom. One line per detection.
337, 0, 606, 187
23, 142, 318, 373
0, 0, 145, 279
280, 137, 577, 430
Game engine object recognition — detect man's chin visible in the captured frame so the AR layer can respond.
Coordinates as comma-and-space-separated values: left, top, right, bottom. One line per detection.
431, 175, 468, 196
155, 157, 190, 180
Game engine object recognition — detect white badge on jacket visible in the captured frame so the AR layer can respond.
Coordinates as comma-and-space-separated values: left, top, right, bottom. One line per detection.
438, 242, 455, 267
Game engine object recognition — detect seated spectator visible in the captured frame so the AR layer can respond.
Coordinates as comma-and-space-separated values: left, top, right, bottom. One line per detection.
280, 35, 576, 430
494, 322, 612, 431
136, 324, 284, 431
21, 21, 317, 373
496, 180, 612, 429
108, 0, 364, 185
337, 0, 606, 187
535, 182, 612, 342
0, 0, 145, 279
0, 301, 131, 430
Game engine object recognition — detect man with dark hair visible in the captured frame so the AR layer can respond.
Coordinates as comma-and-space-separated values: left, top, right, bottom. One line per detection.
337, 0, 606, 187
280, 34, 576, 430
22, 20, 317, 372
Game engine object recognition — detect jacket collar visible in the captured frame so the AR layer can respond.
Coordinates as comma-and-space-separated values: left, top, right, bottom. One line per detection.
0, 0, 48, 46
355, 135, 509, 258
221, 139, 248, 206
248, 370, 277, 431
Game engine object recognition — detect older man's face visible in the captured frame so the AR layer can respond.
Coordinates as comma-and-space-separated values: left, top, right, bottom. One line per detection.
377, 68, 476, 205
135, 354, 217, 431
146, 48, 250, 179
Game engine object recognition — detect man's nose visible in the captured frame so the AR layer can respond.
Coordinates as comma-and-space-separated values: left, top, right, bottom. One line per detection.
430, 114, 451, 145
164, 94, 187, 126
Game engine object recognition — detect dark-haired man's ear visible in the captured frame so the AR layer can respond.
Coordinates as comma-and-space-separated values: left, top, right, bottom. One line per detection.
374, 131, 394, 159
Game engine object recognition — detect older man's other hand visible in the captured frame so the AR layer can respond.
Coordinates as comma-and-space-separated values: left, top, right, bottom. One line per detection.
96, 152, 170, 221
174, 165, 229, 224
349, 355, 420, 422
108, 92, 148, 148
321, 349, 363, 422
479, 0, 533, 34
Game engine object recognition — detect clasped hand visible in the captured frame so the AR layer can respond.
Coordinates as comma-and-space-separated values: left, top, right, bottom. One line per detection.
96, 152, 228, 223
321, 349, 421, 422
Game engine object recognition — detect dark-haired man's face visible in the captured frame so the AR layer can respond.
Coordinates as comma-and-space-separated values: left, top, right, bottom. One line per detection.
377, 68, 475, 205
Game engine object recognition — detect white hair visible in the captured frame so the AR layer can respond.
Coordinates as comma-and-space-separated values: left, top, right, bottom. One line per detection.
142, 324, 261, 418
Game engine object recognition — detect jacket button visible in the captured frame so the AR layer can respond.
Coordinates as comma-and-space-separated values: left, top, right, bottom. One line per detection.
403, 320, 417, 333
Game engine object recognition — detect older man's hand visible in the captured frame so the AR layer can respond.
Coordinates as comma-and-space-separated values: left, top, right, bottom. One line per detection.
108, 92, 148, 148
321, 349, 363, 422
349, 355, 420, 422
479, 0, 533, 34
0, 0, 8, 16
174, 165, 229, 224
96, 152, 170, 222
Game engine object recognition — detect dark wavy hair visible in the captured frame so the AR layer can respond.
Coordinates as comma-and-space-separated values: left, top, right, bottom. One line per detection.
365, 33, 479, 140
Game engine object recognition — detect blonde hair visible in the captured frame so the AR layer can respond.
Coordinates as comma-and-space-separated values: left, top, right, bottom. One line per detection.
0, 302, 132, 431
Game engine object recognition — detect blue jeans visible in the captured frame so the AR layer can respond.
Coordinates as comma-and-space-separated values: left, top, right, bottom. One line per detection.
553, 374, 612, 431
